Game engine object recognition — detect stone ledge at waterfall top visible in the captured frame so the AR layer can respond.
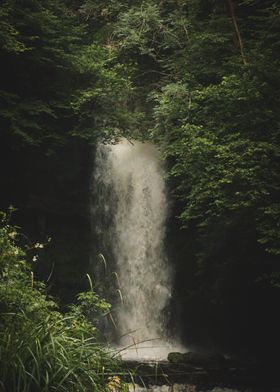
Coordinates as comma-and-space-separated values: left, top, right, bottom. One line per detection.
120, 355, 280, 390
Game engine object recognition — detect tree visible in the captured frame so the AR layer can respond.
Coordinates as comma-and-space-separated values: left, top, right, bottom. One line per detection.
108, 0, 280, 355
0, 0, 132, 151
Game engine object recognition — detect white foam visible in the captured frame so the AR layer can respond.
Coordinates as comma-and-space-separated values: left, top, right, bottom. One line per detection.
94, 139, 185, 360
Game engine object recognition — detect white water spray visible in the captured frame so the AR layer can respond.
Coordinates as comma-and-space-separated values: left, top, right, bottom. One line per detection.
93, 139, 183, 360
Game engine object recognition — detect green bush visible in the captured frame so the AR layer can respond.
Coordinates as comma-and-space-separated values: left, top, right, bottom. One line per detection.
0, 210, 128, 392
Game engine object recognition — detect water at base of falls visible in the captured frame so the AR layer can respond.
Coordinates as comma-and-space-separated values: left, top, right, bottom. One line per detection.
115, 339, 185, 361
93, 139, 184, 360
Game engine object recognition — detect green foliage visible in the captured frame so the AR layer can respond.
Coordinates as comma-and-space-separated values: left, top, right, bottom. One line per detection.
70, 43, 133, 142
257, 204, 280, 255
0, 0, 133, 150
152, 75, 280, 238
140, 1, 280, 258
104, 1, 280, 344
115, 2, 164, 57
0, 211, 127, 391
0, 3, 28, 53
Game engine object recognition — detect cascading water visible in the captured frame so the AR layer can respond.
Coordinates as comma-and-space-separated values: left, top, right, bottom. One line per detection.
93, 139, 183, 360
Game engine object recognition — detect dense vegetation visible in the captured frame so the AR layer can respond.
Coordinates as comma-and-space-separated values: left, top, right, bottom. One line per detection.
0, 1, 279, 387
0, 209, 127, 391
110, 0, 280, 356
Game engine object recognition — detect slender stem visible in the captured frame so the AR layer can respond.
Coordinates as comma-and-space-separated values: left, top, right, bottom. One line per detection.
228, 0, 248, 65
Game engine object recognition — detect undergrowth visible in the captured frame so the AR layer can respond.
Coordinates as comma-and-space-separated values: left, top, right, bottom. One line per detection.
0, 209, 128, 392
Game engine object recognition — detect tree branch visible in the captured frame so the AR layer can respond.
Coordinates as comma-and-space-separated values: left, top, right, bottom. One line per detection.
228, 0, 248, 65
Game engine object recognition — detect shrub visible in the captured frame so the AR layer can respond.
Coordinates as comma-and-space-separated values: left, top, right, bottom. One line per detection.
0, 210, 128, 392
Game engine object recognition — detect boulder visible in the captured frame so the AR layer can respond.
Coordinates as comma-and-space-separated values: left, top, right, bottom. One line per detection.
168, 351, 225, 366
167, 352, 186, 364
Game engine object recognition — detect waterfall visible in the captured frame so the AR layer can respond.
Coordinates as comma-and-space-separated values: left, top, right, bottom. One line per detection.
93, 139, 182, 360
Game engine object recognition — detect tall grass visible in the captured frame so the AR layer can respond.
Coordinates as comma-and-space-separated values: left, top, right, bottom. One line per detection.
0, 313, 125, 391
0, 211, 128, 392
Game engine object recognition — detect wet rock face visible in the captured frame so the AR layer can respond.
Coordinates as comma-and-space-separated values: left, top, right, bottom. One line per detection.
122, 357, 278, 390
168, 352, 225, 366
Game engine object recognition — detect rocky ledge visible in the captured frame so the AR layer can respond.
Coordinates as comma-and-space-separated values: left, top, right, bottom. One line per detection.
120, 352, 279, 390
